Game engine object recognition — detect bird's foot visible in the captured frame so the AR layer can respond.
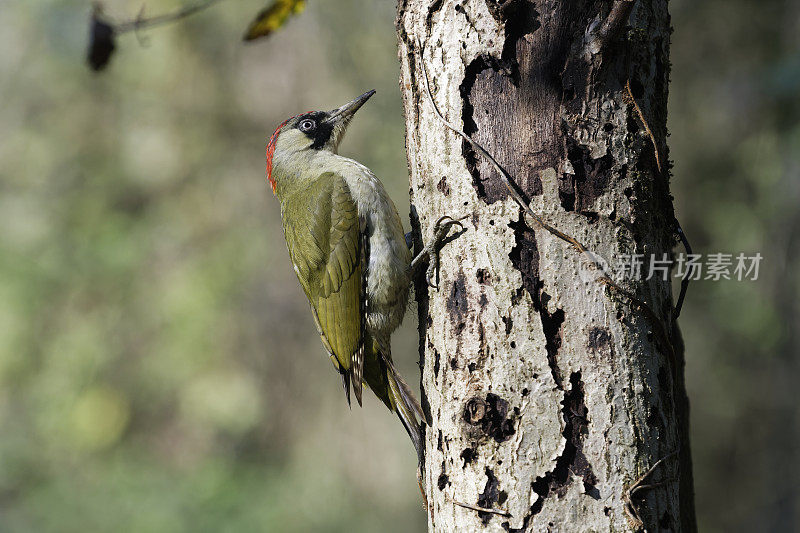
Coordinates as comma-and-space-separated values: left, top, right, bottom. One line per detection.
410, 215, 467, 288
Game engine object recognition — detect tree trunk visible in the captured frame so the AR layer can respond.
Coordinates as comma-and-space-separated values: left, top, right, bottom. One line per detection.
396, 1, 696, 531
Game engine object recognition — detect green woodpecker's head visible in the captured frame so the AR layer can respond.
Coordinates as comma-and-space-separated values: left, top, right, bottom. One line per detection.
266, 90, 375, 193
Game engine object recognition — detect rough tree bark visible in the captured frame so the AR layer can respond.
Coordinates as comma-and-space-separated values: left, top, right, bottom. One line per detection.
396, 1, 695, 531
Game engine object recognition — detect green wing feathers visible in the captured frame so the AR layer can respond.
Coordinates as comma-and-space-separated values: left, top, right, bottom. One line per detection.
282, 173, 365, 404
281, 171, 423, 459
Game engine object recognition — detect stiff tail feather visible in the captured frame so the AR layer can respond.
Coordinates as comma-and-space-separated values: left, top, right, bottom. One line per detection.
362, 335, 425, 463
387, 369, 424, 465
381, 355, 424, 422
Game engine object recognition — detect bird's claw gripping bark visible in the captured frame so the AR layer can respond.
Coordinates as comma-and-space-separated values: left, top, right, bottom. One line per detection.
426, 215, 465, 288
411, 215, 466, 289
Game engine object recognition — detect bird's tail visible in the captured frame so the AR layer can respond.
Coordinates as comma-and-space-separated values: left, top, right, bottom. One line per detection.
387, 360, 424, 464
363, 336, 425, 464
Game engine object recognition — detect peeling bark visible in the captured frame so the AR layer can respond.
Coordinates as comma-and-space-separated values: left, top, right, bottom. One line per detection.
397, 0, 695, 531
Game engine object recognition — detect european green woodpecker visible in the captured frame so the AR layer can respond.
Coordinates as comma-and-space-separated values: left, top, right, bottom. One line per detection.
266, 90, 461, 461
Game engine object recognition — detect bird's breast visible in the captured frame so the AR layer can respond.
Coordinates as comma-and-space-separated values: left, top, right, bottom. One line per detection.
336, 159, 412, 337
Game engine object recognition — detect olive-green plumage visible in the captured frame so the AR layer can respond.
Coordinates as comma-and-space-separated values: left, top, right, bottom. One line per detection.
281, 172, 364, 399
267, 91, 423, 459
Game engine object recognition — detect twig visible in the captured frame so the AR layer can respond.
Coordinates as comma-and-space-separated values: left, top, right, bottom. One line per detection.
114, 0, 226, 35
416, 39, 675, 368
417, 40, 589, 257
623, 79, 693, 322
596, 1, 636, 50
88, 0, 228, 71
452, 498, 511, 517
623, 451, 678, 528
673, 223, 691, 320
624, 79, 662, 176
583, 0, 636, 57
417, 468, 430, 514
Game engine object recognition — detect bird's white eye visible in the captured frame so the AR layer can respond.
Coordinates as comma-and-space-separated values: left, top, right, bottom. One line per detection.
299, 119, 316, 132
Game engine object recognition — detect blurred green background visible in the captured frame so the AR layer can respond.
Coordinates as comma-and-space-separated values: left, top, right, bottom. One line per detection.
0, 0, 797, 531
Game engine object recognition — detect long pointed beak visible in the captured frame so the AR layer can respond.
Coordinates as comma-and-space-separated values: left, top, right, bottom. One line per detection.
321, 90, 375, 151
324, 90, 376, 124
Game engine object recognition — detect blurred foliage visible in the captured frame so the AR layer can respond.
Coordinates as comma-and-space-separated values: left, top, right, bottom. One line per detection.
89, 0, 300, 71
671, 0, 800, 531
244, 0, 306, 42
0, 0, 421, 531
0, 0, 798, 531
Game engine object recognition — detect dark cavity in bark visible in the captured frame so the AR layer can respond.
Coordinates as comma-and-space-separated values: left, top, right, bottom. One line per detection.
463, 393, 516, 443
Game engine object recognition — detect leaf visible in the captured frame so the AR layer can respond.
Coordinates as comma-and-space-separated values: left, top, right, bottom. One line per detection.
87, 6, 117, 71
243, 0, 306, 42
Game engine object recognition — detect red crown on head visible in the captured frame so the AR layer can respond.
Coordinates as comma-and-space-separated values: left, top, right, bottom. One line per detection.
265, 116, 292, 194
266, 111, 315, 194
